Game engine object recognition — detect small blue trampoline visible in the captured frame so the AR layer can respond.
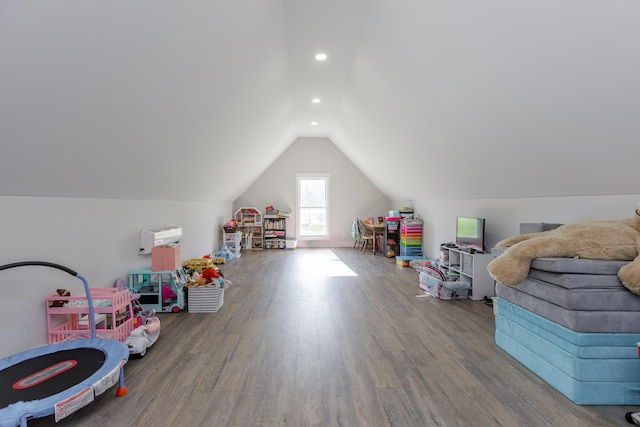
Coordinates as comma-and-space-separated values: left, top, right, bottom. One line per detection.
0, 262, 129, 427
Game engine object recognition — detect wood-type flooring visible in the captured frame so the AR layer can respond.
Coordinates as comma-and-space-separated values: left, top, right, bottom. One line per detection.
31, 248, 639, 426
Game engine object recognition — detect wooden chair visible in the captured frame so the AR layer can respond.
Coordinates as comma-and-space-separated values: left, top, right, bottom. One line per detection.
357, 219, 375, 254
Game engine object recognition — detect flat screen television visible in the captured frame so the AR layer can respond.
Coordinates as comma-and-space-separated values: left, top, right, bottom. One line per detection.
455, 216, 486, 252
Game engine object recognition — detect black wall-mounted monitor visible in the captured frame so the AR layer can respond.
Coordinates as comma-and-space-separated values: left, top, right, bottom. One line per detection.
455, 216, 486, 252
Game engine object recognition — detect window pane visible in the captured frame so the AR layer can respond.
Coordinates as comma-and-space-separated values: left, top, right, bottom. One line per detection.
300, 179, 326, 207
297, 174, 329, 239
300, 207, 326, 236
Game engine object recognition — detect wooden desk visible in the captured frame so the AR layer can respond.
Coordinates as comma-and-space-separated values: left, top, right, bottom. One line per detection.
364, 222, 385, 255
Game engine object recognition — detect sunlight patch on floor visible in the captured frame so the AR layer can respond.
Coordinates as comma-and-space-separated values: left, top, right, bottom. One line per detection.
297, 249, 357, 277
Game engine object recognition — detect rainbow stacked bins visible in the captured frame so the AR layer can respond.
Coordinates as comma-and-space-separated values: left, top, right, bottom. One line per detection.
400, 219, 423, 257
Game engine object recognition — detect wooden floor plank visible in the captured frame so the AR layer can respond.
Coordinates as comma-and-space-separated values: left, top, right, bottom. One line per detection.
29, 248, 639, 426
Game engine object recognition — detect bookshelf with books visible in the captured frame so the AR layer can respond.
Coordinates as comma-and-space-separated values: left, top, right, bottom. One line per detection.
264, 215, 286, 249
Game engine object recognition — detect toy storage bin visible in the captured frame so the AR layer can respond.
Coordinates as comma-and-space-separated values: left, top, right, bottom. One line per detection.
286, 239, 297, 250
188, 286, 224, 313
46, 287, 134, 343
419, 272, 470, 300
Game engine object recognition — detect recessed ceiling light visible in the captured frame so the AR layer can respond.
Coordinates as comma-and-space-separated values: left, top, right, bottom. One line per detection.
311, 98, 321, 104
311, 121, 318, 126
315, 53, 327, 61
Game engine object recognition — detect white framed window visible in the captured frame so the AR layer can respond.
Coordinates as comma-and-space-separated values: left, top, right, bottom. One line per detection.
296, 173, 330, 239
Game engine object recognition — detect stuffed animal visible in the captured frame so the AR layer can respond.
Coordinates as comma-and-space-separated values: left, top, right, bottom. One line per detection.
49, 288, 71, 307
201, 266, 221, 283
487, 201, 640, 295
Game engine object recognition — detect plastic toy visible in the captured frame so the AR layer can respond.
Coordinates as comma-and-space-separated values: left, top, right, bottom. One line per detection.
215, 243, 239, 260
162, 284, 176, 302
115, 277, 143, 316
0, 261, 129, 426
128, 267, 187, 313
125, 309, 160, 358
182, 257, 214, 273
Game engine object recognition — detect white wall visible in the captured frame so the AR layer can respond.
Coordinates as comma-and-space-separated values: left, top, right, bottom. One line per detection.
6, 192, 638, 358
403, 195, 640, 260
0, 196, 230, 358
234, 137, 390, 247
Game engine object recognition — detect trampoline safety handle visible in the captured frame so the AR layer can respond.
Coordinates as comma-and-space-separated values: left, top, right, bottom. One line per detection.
0, 261, 78, 276
0, 261, 97, 338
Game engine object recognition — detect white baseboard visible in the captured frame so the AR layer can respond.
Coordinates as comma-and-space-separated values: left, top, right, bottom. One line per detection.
295, 239, 355, 248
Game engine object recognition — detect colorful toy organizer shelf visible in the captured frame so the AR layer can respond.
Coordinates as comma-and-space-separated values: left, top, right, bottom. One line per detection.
46, 287, 134, 344
400, 219, 423, 257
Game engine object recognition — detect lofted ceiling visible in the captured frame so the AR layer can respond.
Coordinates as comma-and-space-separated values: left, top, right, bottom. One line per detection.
1, 1, 639, 203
